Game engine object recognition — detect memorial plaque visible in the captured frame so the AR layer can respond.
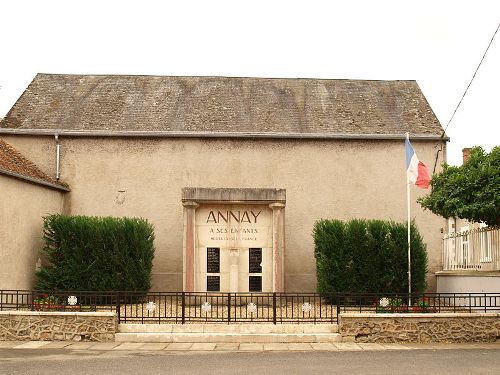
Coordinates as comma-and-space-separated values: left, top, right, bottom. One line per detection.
207, 248, 220, 273
249, 248, 262, 273
207, 276, 220, 291
249, 276, 262, 292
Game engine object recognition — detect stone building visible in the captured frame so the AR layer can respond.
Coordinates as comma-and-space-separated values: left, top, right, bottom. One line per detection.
0, 74, 448, 292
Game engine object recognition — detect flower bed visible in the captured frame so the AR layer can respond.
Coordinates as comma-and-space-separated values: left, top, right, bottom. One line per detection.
32, 294, 96, 312
33, 304, 82, 312
375, 296, 436, 313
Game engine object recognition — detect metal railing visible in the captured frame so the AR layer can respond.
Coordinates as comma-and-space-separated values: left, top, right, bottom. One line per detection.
338, 293, 500, 313
2, 290, 500, 323
443, 227, 500, 271
118, 292, 338, 324
0, 290, 337, 324
0, 290, 116, 312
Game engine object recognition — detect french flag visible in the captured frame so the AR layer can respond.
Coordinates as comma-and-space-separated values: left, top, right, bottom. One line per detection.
405, 138, 430, 189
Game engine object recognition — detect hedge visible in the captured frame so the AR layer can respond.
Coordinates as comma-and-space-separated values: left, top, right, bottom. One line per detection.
313, 219, 427, 295
35, 214, 155, 291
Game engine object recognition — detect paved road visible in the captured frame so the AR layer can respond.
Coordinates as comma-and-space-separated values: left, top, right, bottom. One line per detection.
1, 348, 500, 375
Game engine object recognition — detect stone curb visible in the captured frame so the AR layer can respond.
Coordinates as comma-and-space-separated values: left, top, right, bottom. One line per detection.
1, 341, 500, 352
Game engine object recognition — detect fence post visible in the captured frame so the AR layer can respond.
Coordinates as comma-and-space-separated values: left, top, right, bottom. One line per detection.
336, 293, 340, 321
227, 293, 231, 323
30, 290, 35, 311
116, 291, 121, 323
181, 292, 186, 324
272, 292, 277, 325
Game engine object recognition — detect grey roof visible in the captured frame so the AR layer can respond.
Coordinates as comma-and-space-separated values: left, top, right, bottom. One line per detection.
0, 74, 444, 137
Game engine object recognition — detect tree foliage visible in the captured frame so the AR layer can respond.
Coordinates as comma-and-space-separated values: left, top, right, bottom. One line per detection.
418, 146, 500, 227
314, 219, 428, 295
36, 214, 155, 291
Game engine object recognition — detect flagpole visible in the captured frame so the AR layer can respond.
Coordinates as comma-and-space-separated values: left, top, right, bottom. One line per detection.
406, 132, 412, 307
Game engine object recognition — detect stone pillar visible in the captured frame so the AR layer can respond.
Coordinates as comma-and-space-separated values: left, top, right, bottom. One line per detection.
229, 248, 240, 292
269, 202, 286, 292
183, 201, 198, 292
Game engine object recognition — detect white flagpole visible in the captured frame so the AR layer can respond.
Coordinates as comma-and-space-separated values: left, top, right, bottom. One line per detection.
406, 132, 412, 306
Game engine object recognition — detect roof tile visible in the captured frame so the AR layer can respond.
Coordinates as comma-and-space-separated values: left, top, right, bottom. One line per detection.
0, 138, 68, 190
1, 74, 443, 136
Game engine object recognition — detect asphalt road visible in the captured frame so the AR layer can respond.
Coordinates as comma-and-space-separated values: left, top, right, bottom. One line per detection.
1, 348, 500, 375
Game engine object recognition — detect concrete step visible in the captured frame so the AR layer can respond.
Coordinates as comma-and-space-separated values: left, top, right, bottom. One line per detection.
115, 332, 342, 343
118, 323, 338, 334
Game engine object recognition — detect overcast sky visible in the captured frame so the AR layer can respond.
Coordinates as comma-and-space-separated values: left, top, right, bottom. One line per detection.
0, 0, 498, 166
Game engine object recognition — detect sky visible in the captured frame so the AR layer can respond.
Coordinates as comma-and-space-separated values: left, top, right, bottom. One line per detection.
0, 0, 498, 166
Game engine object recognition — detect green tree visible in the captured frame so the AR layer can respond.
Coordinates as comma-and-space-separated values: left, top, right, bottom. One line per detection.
418, 146, 500, 227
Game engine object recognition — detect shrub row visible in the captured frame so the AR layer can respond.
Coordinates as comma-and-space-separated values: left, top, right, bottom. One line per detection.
314, 219, 427, 295
36, 214, 155, 291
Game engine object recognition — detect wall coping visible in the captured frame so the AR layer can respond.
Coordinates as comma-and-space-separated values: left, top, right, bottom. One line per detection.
182, 187, 286, 203
435, 270, 500, 277
340, 312, 500, 318
0, 311, 115, 317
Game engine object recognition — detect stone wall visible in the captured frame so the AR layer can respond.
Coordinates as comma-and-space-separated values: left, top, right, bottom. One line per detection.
0, 311, 116, 342
340, 313, 500, 343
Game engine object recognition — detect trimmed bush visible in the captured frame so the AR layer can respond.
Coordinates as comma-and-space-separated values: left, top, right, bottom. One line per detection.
35, 214, 155, 291
314, 219, 427, 295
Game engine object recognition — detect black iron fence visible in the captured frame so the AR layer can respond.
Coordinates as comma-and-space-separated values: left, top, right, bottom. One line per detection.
0, 290, 337, 324
0, 290, 116, 312
118, 292, 338, 324
2, 290, 499, 324
338, 292, 500, 314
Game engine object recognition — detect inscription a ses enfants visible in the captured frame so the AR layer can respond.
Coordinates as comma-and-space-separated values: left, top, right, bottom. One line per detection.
206, 210, 261, 224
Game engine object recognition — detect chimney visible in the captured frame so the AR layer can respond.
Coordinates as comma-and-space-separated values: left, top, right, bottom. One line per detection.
462, 148, 471, 164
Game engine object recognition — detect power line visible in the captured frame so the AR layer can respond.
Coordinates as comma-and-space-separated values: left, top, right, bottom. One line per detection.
442, 21, 500, 136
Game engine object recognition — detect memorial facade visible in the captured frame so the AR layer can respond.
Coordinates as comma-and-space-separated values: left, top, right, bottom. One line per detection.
0, 74, 448, 292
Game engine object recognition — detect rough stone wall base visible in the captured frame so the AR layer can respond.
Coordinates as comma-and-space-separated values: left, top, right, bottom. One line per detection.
0, 311, 116, 342
339, 313, 500, 343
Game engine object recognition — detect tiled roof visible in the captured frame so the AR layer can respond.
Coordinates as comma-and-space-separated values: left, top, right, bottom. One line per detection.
0, 138, 69, 191
1, 74, 444, 137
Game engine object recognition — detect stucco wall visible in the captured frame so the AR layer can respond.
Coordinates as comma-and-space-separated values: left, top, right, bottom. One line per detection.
437, 272, 500, 294
2, 136, 447, 292
0, 176, 65, 290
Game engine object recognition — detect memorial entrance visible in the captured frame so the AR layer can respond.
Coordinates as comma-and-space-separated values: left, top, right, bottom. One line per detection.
182, 188, 286, 293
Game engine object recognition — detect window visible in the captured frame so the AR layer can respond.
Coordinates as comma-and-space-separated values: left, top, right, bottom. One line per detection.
480, 224, 492, 262
459, 226, 469, 267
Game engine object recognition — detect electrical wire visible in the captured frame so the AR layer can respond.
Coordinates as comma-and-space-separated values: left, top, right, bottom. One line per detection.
442, 22, 500, 137
433, 22, 499, 172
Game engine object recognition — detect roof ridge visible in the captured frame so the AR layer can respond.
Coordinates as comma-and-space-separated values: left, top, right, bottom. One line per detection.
34, 72, 417, 83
